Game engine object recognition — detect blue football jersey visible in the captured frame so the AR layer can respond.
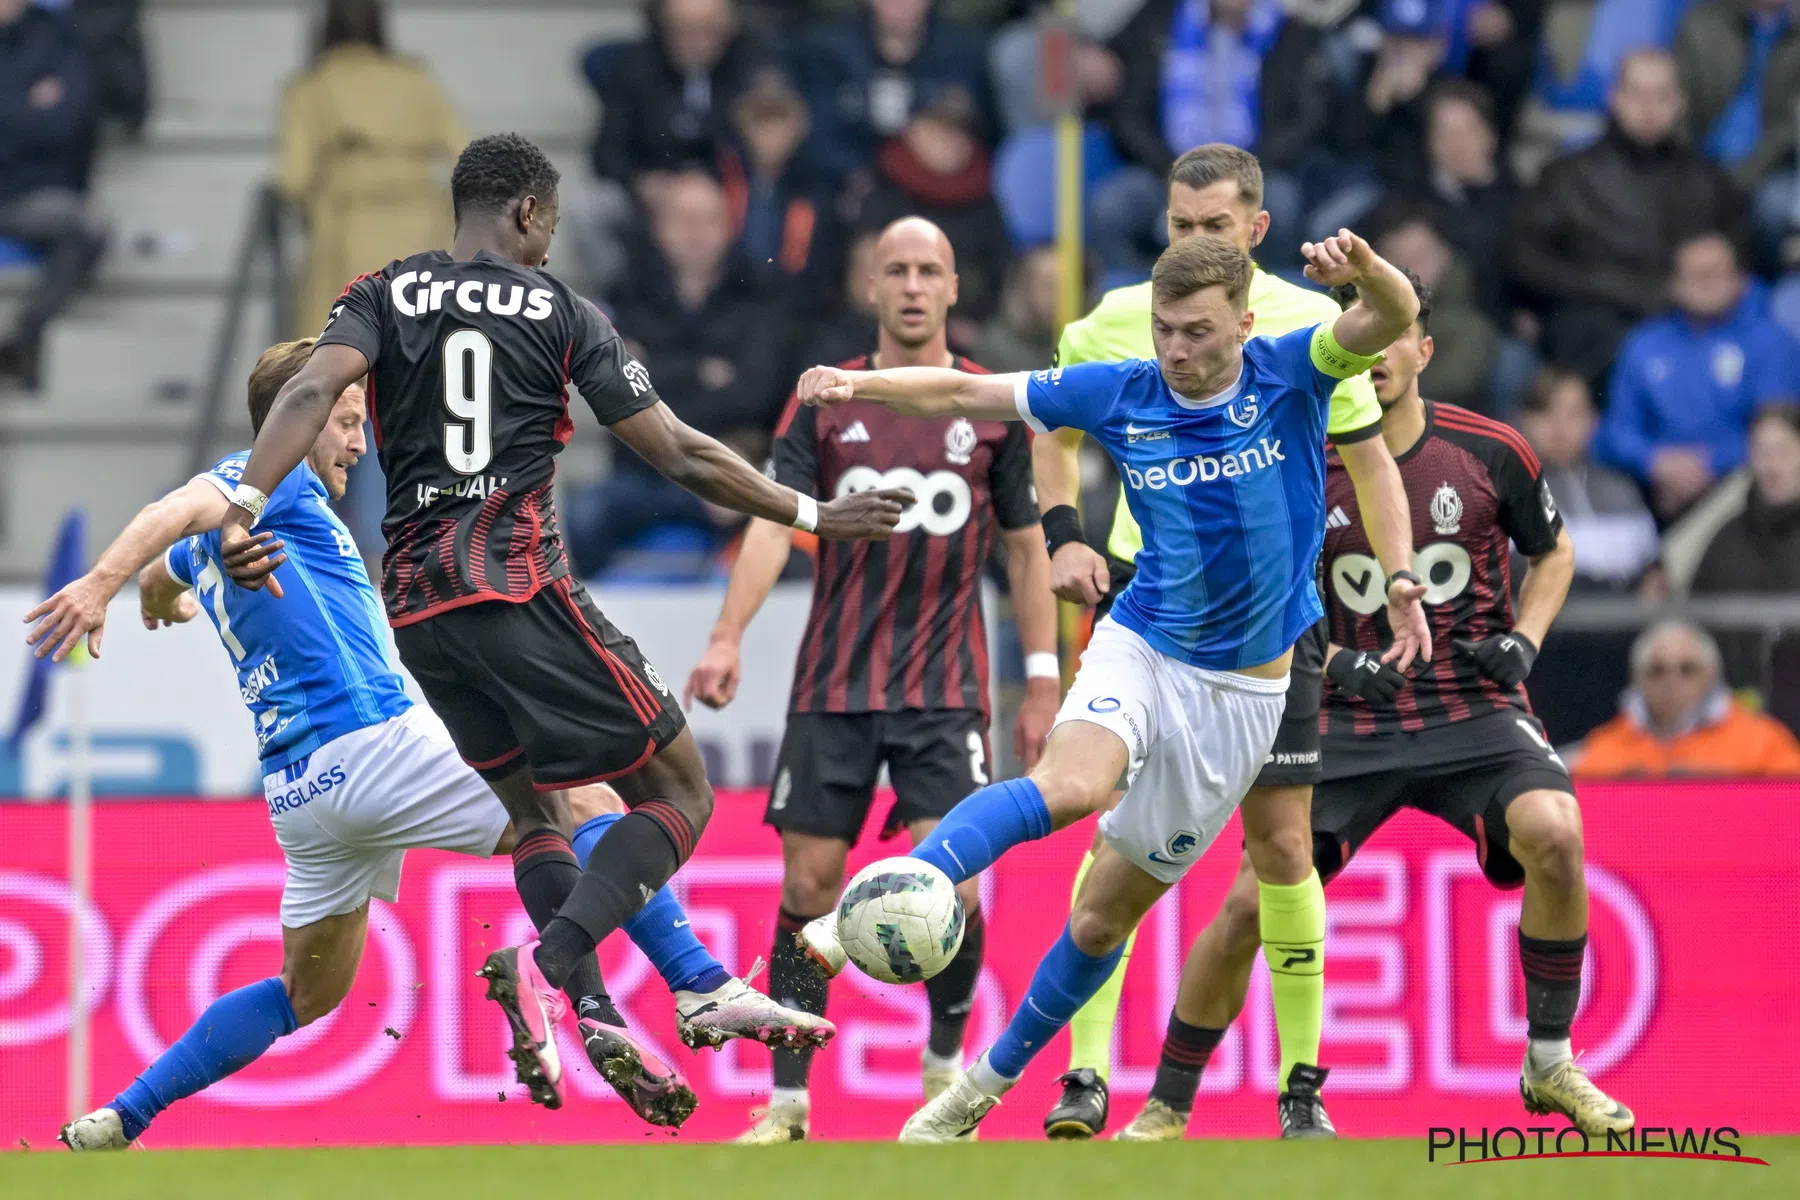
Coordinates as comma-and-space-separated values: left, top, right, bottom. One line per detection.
166, 452, 412, 772
1018, 324, 1351, 670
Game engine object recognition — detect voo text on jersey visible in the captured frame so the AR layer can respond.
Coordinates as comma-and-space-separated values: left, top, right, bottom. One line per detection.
388, 271, 555, 320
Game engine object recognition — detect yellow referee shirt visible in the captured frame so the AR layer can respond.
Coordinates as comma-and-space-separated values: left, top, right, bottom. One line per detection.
1057, 268, 1383, 562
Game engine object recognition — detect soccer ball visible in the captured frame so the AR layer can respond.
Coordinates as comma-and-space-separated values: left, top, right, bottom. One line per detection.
836, 856, 965, 984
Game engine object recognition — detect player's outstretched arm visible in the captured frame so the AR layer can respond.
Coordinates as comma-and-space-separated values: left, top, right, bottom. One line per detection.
609, 402, 912, 540
220, 343, 371, 595
685, 517, 794, 710
1334, 436, 1429, 669
1033, 427, 1110, 606
1301, 230, 1420, 358
797, 365, 1025, 420
23, 478, 227, 662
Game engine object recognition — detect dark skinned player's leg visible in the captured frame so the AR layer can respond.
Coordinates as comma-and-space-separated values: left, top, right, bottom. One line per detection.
532, 728, 715, 991
486, 768, 621, 1023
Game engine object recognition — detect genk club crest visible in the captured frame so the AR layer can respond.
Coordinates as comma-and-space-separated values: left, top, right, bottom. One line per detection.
1430, 481, 1463, 535
1227, 393, 1260, 428
945, 417, 977, 465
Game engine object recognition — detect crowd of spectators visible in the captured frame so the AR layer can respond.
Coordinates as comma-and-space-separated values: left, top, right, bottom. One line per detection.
5, 0, 1799, 754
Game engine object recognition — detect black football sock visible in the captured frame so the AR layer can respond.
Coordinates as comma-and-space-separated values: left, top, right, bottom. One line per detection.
1149, 1015, 1226, 1113
534, 801, 694, 990
924, 907, 985, 1060
511, 829, 614, 1016
1519, 929, 1585, 1068
771, 907, 831, 1090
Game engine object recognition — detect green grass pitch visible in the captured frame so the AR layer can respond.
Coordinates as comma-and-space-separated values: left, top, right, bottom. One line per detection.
3, 1139, 1795, 1200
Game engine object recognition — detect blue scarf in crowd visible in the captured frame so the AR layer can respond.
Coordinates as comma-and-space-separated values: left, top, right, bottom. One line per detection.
1161, 0, 1286, 157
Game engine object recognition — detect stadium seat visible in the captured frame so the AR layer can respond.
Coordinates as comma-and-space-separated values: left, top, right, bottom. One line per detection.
0, 238, 39, 269
992, 123, 1123, 249
597, 523, 719, 586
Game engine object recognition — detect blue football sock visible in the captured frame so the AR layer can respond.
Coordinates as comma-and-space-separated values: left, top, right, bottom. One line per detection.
111, 976, 297, 1141
910, 777, 1052, 884
986, 925, 1125, 1080
573, 812, 730, 995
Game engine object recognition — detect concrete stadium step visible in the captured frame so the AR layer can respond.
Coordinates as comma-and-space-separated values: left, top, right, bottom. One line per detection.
0, 436, 192, 577
91, 146, 274, 286
29, 296, 274, 420
143, 3, 639, 148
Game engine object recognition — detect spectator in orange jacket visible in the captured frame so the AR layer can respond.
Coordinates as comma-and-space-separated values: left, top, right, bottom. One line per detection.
1575, 618, 1800, 778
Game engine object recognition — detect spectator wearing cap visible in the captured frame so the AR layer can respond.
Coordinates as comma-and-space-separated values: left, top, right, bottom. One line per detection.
0, 0, 104, 392
1573, 619, 1800, 777
1510, 49, 1753, 385
859, 91, 1009, 338
801, 0, 993, 186
588, 0, 772, 192
718, 66, 843, 308
1518, 367, 1661, 593
1093, 0, 1334, 280
1596, 230, 1800, 521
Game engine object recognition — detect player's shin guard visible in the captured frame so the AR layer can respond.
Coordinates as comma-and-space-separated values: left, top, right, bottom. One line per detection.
512, 828, 615, 1018
1064, 850, 1136, 1079
771, 908, 830, 1090
1260, 870, 1326, 1092
924, 908, 985, 1061
1519, 930, 1585, 1070
111, 977, 298, 1141
909, 777, 1052, 884
985, 925, 1125, 1083
535, 800, 696, 991
573, 813, 729, 995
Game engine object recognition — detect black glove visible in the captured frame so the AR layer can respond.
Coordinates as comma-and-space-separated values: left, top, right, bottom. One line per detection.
1325, 647, 1406, 705
1451, 632, 1538, 688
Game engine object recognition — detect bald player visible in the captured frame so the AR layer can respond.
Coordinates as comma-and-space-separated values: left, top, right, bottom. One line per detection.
686, 218, 1061, 1143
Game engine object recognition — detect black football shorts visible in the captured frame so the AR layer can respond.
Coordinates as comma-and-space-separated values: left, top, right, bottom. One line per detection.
1310, 710, 1574, 888
767, 709, 990, 844
394, 577, 685, 790
1253, 618, 1328, 789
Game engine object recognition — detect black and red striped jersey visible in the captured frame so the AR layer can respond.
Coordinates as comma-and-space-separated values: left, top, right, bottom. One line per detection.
317, 252, 659, 626
1319, 401, 1563, 735
770, 355, 1040, 716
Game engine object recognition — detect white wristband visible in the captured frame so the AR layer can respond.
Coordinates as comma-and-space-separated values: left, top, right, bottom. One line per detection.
232, 483, 270, 526
1024, 652, 1061, 680
791, 493, 819, 533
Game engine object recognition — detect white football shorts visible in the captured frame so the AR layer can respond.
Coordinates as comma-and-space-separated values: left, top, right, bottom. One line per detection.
264, 705, 509, 927
1055, 617, 1288, 884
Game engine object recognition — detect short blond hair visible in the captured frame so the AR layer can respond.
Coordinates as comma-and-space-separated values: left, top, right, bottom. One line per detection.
1150, 235, 1253, 310
247, 339, 318, 434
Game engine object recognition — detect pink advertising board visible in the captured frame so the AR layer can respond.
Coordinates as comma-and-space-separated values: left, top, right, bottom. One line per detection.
2, 781, 1795, 1145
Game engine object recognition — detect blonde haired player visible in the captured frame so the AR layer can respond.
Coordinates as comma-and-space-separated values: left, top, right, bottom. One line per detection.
1039, 145, 1428, 1139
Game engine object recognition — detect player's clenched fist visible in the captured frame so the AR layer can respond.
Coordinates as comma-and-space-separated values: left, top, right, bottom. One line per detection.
1049, 542, 1111, 606
816, 487, 915, 540
1301, 228, 1377, 289
684, 638, 742, 710
798, 365, 859, 406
